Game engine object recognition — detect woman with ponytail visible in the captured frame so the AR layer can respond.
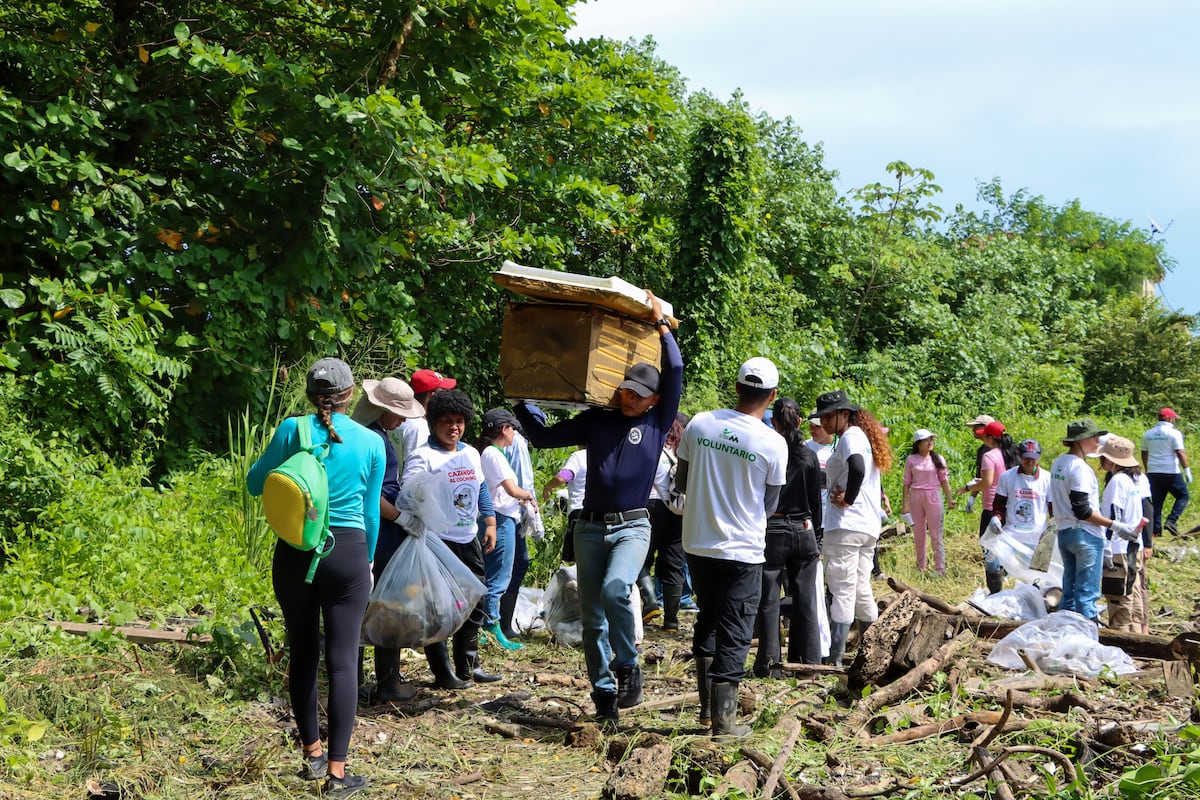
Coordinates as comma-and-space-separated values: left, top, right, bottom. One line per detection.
752, 397, 824, 673
248, 357, 385, 799
813, 389, 893, 667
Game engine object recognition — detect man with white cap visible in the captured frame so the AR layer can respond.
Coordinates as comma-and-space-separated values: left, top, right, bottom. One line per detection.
1141, 407, 1191, 537
676, 357, 788, 738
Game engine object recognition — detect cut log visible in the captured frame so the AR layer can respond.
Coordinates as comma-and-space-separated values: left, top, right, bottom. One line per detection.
848, 591, 923, 692
604, 742, 673, 800
893, 609, 956, 671
847, 630, 976, 733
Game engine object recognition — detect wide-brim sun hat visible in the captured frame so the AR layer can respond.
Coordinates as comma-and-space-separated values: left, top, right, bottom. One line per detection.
966, 414, 995, 428
813, 389, 859, 417
1098, 435, 1139, 467
362, 377, 423, 418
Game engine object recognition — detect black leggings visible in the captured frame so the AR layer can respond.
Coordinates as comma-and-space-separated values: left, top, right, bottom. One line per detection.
273, 527, 370, 762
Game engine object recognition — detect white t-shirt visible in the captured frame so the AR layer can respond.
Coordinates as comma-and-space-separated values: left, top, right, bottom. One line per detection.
391, 416, 429, 478
401, 442, 484, 544
1142, 421, 1185, 474
805, 438, 834, 514
678, 408, 788, 564
1050, 453, 1105, 539
995, 466, 1052, 548
561, 448, 588, 511
824, 426, 882, 537
650, 449, 672, 501
1102, 470, 1144, 556
481, 445, 521, 520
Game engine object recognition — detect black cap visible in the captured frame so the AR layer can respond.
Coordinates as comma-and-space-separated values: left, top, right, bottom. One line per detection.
618, 362, 661, 398
482, 407, 519, 432
306, 357, 354, 394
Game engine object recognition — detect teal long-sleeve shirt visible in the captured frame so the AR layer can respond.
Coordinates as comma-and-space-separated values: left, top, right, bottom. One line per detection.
247, 413, 385, 561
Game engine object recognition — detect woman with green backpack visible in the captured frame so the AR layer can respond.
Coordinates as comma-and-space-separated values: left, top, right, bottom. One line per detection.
247, 357, 384, 800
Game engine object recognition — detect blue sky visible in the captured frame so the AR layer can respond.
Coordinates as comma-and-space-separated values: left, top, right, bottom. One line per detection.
571, 0, 1199, 313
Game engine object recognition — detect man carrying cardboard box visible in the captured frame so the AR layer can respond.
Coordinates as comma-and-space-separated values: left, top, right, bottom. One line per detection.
514, 292, 682, 730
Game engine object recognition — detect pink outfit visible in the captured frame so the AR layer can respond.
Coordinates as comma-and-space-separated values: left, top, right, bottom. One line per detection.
903, 454, 948, 573
980, 447, 1006, 511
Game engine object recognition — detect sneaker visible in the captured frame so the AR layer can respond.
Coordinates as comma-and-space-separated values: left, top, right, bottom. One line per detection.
325, 773, 368, 799
1166, 519, 1179, 535
680, 597, 699, 612
302, 753, 328, 781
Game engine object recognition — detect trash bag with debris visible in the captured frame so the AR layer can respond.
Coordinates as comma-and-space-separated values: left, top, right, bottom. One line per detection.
361, 529, 485, 649
980, 525, 1063, 589
539, 565, 583, 647
987, 610, 1138, 677
968, 582, 1048, 621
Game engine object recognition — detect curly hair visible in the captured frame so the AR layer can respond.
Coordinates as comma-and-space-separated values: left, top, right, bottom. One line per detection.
849, 408, 893, 472
426, 389, 475, 428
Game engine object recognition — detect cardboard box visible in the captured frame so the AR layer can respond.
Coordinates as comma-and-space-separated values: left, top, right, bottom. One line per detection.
499, 302, 662, 409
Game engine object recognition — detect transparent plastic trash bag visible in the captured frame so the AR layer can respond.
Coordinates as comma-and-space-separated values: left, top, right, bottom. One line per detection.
539, 565, 583, 648
987, 610, 1137, 678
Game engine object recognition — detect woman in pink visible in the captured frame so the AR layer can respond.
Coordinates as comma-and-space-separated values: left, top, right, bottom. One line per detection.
960, 420, 1019, 592
901, 429, 955, 573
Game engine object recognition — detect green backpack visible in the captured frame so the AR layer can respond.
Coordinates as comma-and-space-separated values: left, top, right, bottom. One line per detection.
262, 416, 334, 583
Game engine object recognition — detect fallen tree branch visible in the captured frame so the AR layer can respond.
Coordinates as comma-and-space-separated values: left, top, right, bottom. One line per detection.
624, 691, 699, 715
953, 747, 1014, 787
973, 689, 1013, 748
1004, 744, 1079, 782
969, 746, 1016, 800
741, 747, 802, 800
443, 770, 484, 786
508, 714, 578, 730
885, 577, 962, 615
763, 717, 806, 800
847, 630, 976, 733
869, 710, 1003, 745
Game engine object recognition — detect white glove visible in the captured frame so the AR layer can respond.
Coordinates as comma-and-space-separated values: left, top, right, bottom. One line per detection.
966, 495, 976, 513
1110, 520, 1140, 542
986, 515, 1003, 537
368, 561, 375, 591
1185, 467, 1194, 483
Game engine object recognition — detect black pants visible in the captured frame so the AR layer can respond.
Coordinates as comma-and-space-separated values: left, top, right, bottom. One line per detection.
688, 553, 762, 684
437, 537, 487, 651
755, 517, 821, 666
273, 527, 370, 762
643, 499, 685, 587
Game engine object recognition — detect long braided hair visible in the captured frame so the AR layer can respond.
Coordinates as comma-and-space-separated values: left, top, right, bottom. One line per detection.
309, 387, 353, 444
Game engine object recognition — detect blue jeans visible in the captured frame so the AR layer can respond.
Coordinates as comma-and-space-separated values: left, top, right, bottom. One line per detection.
1057, 527, 1104, 621
480, 514, 518, 626
572, 516, 651, 693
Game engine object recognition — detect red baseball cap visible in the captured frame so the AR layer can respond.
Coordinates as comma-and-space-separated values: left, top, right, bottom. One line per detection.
410, 368, 457, 395
982, 421, 1006, 438
1161, 407, 1181, 420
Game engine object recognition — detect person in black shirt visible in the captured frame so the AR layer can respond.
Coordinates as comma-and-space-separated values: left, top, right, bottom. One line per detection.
752, 397, 824, 672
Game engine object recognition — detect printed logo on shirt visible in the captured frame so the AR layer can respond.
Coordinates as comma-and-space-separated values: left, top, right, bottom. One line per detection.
696, 435, 758, 462
627, 427, 643, 445
452, 484, 477, 522
721, 428, 740, 444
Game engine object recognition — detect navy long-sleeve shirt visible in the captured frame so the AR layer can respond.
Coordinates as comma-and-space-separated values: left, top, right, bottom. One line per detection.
515, 330, 683, 513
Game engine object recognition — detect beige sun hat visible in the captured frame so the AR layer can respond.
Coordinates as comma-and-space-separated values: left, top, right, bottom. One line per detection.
1098, 435, 1139, 468
352, 377, 423, 423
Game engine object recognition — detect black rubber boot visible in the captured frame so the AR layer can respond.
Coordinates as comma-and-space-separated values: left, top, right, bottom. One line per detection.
591, 689, 619, 732
825, 621, 850, 667
662, 584, 682, 630
375, 647, 417, 702
425, 641, 471, 690
696, 656, 713, 727
985, 568, 1005, 595
615, 664, 643, 708
498, 591, 520, 641
637, 573, 661, 621
711, 680, 751, 739
454, 630, 501, 684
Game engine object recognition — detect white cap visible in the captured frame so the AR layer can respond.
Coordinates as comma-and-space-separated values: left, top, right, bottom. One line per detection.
737, 357, 779, 390
913, 428, 935, 443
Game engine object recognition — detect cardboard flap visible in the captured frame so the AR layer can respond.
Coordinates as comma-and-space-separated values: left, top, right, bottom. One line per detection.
492, 260, 677, 327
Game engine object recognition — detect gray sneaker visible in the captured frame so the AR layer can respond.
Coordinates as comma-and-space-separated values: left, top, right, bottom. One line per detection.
325, 773, 368, 799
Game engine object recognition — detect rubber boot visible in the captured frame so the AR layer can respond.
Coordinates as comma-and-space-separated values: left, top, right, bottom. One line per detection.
825, 621, 851, 667
375, 647, 417, 702
638, 574, 662, 622
454, 630, 501, 684
425, 641, 471, 690
711, 681, 751, 739
662, 584, 682, 631
615, 664, 643, 709
591, 689, 619, 732
696, 656, 714, 727
498, 591, 520, 641
985, 568, 1004, 595
482, 622, 524, 651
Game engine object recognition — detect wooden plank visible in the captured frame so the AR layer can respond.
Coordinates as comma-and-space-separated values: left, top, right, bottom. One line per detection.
47, 620, 211, 645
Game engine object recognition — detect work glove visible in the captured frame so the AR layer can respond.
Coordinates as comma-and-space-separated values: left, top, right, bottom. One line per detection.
1103, 554, 1116, 572
966, 495, 976, 513
1110, 520, 1140, 542
986, 515, 1003, 537
1185, 467, 1194, 483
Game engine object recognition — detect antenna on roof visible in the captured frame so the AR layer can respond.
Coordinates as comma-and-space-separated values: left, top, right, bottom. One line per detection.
1148, 216, 1174, 236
